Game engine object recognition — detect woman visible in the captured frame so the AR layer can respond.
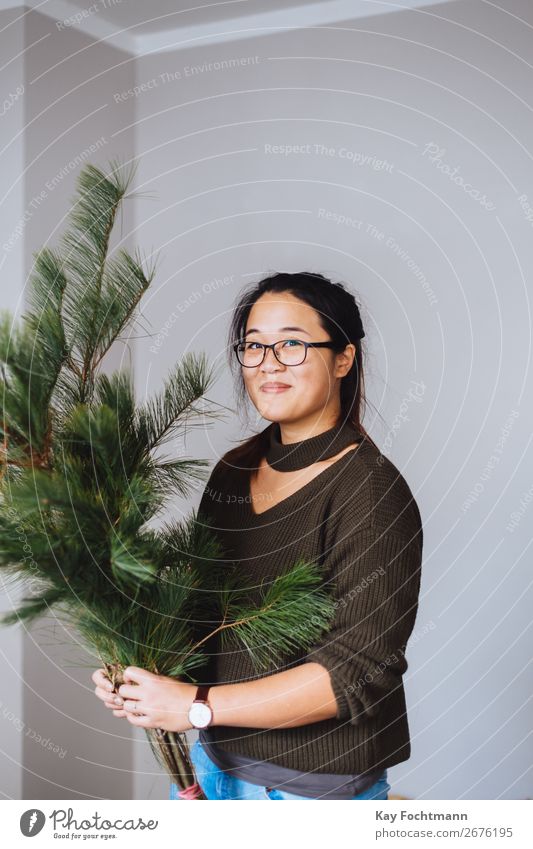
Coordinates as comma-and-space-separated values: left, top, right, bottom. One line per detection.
92, 271, 423, 800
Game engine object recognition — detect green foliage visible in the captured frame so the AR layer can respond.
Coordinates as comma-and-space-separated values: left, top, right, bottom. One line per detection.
0, 158, 335, 694
218, 560, 336, 670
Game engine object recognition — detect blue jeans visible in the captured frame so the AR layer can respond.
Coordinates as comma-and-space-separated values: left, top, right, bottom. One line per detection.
169, 738, 390, 800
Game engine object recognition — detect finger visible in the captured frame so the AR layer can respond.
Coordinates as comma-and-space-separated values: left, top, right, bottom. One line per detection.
95, 686, 123, 705
92, 668, 113, 690
125, 712, 153, 727
91, 669, 113, 687
94, 685, 116, 702
112, 709, 128, 718
123, 699, 143, 713
95, 686, 124, 707
123, 666, 152, 683
117, 683, 142, 699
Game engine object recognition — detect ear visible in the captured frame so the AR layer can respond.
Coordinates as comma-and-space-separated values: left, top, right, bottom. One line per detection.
334, 344, 356, 378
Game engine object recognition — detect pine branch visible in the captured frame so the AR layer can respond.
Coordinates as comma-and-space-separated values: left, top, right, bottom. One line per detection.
91, 247, 157, 370
0, 317, 60, 468
145, 458, 212, 501
109, 536, 157, 587
59, 158, 140, 402
24, 247, 70, 419
135, 352, 220, 452
180, 560, 336, 673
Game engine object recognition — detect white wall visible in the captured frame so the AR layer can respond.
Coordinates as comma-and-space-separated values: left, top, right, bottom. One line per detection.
131, 0, 533, 800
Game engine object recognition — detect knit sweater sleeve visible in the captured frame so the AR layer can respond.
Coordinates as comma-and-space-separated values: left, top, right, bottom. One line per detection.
303, 520, 423, 726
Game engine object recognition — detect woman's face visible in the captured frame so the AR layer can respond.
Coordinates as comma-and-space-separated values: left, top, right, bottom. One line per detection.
240, 292, 355, 428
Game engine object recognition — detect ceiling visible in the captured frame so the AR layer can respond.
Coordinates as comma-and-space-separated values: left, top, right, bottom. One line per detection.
4, 0, 458, 54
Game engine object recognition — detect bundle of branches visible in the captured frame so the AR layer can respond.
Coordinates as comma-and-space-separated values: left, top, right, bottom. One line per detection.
0, 159, 336, 799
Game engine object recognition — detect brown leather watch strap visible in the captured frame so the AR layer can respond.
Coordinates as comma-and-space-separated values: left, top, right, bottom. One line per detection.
194, 684, 212, 703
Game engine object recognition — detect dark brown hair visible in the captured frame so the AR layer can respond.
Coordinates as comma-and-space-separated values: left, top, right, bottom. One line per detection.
223, 271, 378, 470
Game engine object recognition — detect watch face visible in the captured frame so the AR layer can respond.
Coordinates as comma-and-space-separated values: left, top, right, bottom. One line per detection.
189, 701, 212, 728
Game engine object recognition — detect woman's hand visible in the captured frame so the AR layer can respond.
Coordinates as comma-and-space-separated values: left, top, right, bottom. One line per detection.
92, 666, 198, 732
92, 667, 128, 718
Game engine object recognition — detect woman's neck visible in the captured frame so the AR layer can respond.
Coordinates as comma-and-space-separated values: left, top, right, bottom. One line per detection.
276, 411, 342, 446
265, 417, 360, 472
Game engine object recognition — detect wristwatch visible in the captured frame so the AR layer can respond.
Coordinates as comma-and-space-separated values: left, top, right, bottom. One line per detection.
187, 684, 214, 729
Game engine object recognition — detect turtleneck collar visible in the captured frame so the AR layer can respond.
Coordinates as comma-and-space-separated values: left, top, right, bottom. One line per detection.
265, 419, 361, 472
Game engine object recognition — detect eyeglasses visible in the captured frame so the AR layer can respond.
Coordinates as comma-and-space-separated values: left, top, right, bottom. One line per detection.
233, 338, 339, 367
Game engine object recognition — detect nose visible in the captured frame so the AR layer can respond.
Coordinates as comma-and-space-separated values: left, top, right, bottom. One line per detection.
260, 346, 285, 371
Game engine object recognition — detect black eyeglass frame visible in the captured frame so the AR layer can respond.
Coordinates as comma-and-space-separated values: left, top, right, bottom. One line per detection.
233, 339, 341, 367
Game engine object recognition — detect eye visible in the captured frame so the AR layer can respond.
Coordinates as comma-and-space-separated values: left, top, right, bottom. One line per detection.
282, 339, 304, 348
246, 342, 263, 350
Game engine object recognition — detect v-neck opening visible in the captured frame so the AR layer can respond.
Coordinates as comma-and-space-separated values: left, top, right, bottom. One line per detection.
246, 440, 368, 520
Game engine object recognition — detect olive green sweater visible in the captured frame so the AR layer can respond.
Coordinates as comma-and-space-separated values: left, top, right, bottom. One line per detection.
196, 425, 423, 775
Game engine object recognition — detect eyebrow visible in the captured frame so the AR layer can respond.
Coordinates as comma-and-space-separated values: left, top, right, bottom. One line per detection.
244, 326, 310, 336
